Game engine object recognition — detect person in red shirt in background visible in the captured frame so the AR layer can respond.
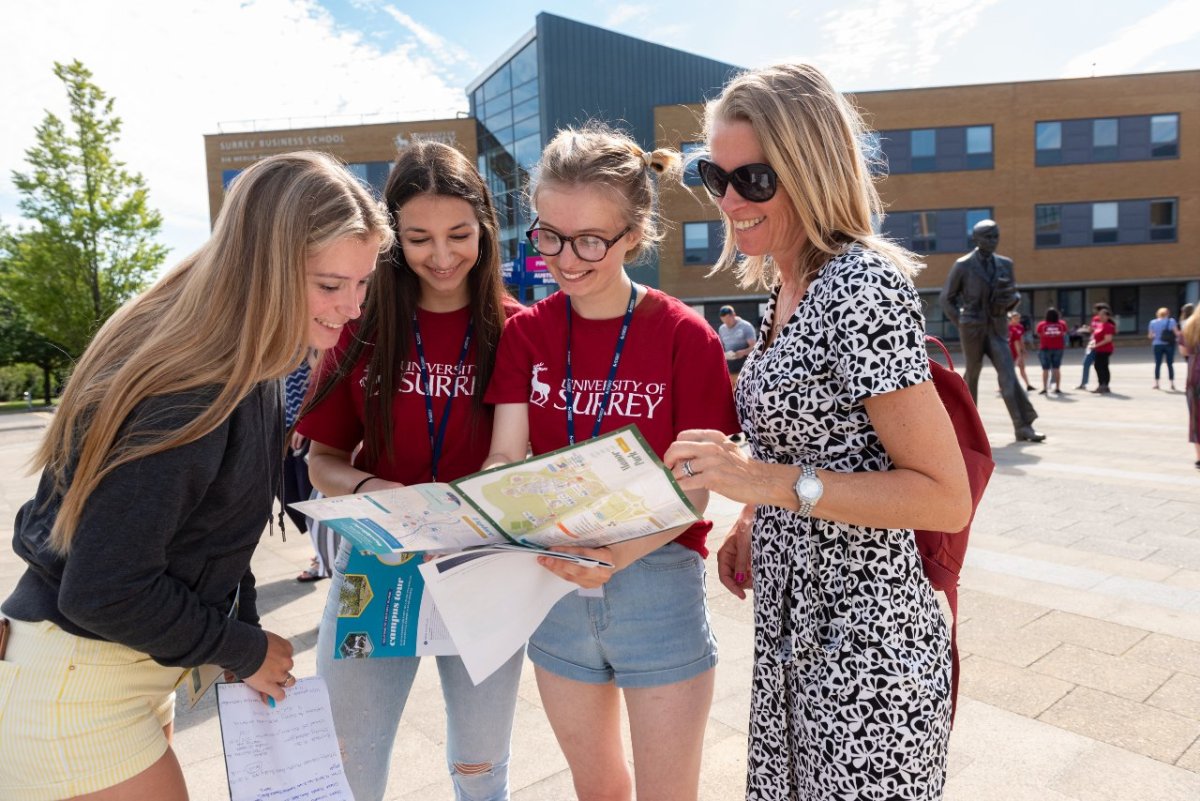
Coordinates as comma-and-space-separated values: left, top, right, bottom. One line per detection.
1008, 310, 1034, 391
1090, 306, 1118, 394
485, 123, 739, 801
1035, 308, 1068, 395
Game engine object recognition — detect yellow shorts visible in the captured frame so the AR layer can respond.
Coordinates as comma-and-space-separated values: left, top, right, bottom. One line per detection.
0, 619, 186, 801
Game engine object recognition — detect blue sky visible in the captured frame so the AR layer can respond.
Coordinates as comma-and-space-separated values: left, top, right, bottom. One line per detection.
1, 0, 1197, 261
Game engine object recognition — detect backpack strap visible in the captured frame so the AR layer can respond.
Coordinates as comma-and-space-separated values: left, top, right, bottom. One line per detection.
926, 335, 955, 371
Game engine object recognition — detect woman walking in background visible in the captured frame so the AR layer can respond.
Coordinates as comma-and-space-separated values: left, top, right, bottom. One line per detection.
0, 152, 390, 800
1148, 306, 1180, 391
1090, 305, 1117, 394
1009, 310, 1034, 390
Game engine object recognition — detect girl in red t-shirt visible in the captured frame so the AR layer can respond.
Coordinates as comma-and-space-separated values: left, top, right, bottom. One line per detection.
1008, 311, 1034, 390
485, 125, 738, 800
1035, 308, 1068, 394
1090, 307, 1117, 393
298, 142, 521, 801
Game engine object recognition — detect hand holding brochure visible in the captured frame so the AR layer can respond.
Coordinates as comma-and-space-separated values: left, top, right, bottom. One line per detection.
292, 425, 697, 561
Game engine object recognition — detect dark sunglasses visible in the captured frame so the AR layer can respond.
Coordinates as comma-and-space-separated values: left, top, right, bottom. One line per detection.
696, 159, 778, 202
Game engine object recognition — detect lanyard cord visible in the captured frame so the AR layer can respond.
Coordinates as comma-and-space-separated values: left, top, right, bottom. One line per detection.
565, 282, 638, 445
412, 310, 474, 481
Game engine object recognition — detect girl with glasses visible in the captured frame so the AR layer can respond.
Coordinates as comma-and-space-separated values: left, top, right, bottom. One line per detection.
0, 152, 391, 801
665, 63, 972, 801
297, 141, 522, 801
484, 123, 738, 801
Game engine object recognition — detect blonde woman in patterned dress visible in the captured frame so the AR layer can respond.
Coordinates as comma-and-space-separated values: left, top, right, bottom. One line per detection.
666, 63, 972, 801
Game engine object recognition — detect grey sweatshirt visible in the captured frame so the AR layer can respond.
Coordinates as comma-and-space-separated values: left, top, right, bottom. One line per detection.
3, 381, 283, 679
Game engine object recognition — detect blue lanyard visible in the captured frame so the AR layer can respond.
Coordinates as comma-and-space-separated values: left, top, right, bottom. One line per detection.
412, 310, 473, 482
565, 283, 638, 445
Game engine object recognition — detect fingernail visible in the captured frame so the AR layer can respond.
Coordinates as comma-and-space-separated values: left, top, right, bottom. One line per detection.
735, 572, 746, 583
268, 696, 276, 708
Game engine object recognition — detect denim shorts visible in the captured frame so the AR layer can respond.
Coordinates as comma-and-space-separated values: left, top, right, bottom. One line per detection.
1038, 348, 1063, 370
528, 541, 717, 688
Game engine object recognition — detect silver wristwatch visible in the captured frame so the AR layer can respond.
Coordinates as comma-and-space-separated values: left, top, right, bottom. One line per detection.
794, 464, 824, 517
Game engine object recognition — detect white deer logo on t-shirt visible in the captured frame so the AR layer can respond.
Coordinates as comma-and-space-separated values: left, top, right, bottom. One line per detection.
530, 362, 551, 407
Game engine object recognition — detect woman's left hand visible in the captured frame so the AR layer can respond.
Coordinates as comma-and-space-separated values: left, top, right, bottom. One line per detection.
538, 546, 616, 589
665, 429, 770, 506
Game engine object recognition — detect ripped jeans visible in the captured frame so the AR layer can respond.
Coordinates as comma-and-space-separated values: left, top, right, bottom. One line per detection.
316, 541, 524, 801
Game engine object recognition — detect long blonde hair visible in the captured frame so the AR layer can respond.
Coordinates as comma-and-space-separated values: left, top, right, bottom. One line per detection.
704, 62, 922, 288
37, 151, 392, 552
530, 122, 681, 265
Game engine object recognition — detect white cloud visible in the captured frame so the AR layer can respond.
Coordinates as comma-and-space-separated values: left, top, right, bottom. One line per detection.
605, 4, 650, 28
0, 0, 468, 260
1060, 0, 1200, 78
802, 0, 1000, 89
382, 5, 474, 67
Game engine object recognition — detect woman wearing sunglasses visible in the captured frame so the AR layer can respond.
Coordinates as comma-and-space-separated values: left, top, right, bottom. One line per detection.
483, 123, 738, 801
297, 141, 522, 801
665, 64, 971, 801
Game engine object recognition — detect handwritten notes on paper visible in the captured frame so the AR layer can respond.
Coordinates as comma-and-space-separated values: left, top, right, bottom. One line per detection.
215, 677, 352, 801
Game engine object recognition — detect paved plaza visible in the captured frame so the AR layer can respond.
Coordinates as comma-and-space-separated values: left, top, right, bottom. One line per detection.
1, 348, 1197, 800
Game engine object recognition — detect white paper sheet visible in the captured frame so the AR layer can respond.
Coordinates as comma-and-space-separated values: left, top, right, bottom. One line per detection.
216, 677, 352, 801
418, 548, 579, 684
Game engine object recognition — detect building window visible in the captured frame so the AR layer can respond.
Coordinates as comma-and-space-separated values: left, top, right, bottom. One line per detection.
861, 131, 886, 175
1036, 197, 1180, 248
910, 211, 936, 252
910, 129, 936, 171
1035, 205, 1062, 247
1035, 121, 1062, 165
681, 142, 704, 186
1092, 118, 1118, 161
966, 208, 992, 236
965, 125, 993, 169
684, 221, 722, 265
1150, 199, 1177, 241
1092, 202, 1118, 243
1151, 114, 1179, 157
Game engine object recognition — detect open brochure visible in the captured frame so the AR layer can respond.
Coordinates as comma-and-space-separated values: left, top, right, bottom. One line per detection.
291, 425, 698, 563
290, 425, 698, 681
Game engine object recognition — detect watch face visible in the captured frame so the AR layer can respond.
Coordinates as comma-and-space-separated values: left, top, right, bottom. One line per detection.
798, 477, 822, 500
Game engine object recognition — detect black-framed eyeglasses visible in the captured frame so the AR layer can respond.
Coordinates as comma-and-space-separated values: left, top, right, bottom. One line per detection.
526, 219, 632, 263
696, 159, 778, 203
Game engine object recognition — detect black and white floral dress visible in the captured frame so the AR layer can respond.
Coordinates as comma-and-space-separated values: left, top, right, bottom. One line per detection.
735, 246, 952, 801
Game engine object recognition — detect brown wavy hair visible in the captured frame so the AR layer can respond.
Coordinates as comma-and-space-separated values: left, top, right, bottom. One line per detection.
306, 140, 508, 467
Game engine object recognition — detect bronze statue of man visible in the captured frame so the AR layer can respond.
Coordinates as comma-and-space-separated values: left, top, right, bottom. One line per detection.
940, 219, 1046, 442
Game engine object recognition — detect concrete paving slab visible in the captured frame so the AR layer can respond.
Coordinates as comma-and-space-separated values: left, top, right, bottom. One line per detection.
1031, 642, 1172, 701
1019, 609, 1149, 655
1148, 671, 1200, 721
958, 653, 1073, 717
1040, 686, 1200, 764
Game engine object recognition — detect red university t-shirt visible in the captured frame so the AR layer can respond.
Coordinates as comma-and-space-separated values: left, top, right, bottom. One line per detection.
1035, 320, 1067, 350
1091, 319, 1116, 354
299, 301, 518, 484
485, 288, 740, 557
1007, 323, 1024, 358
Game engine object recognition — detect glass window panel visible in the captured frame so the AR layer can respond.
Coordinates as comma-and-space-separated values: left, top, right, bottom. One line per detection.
911, 211, 936, 251
1035, 204, 1061, 246
512, 96, 538, 123
512, 78, 539, 105
1036, 121, 1062, 150
911, 129, 936, 157
484, 93, 511, 118
1092, 202, 1118, 230
684, 222, 709, 249
1093, 118, 1118, 147
1150, 199, 1176, 226
1151, 114, 1179, 143
966, 208, 991, 234
513, 113, 539, 141
482, 62, 511, 100
485, 107, 513, 132
966, 126, 992, 154
515, 133, 541, 169
511, 42, 537, 86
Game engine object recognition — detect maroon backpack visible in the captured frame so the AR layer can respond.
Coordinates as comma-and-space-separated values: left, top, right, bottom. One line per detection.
918, 336, 995, 725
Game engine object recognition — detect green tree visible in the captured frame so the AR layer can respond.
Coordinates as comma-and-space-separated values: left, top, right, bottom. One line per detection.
2, 60, 166, 358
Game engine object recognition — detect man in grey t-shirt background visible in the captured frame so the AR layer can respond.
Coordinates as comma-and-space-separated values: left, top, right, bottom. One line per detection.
717, 305, 757, 385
